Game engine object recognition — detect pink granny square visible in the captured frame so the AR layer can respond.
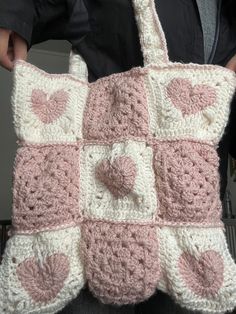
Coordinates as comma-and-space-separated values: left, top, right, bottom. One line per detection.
153, 140, 222, 226
12, 144, 81, 233
83, 72, 150, 140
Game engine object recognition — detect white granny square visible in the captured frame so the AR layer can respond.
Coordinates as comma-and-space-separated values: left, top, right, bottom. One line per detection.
80, 140, 157, 222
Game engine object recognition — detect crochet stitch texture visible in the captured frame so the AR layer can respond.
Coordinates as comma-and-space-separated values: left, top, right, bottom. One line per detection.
1, 0, 236, 313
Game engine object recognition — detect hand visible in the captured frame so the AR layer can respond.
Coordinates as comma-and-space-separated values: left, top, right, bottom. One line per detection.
0, 28, 27, 71
226, 54, 236, 72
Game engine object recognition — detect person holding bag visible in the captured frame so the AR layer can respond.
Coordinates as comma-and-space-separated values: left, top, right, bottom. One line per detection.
0, 1, 236, 314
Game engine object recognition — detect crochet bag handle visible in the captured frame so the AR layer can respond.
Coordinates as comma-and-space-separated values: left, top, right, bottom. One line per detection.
132, 0, 169, 66
68, 0, 169, 79
68, 48, 88, 82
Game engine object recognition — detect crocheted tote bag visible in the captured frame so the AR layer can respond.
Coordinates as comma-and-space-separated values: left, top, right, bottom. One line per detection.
1, 0, 236, 313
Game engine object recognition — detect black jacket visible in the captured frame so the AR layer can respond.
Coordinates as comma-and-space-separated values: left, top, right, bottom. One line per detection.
1, 0, 236, 77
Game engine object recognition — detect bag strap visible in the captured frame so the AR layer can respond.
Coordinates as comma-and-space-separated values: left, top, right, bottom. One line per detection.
68, 49, 88, 82
132, 0, 169, 66
68, 0, 170, 79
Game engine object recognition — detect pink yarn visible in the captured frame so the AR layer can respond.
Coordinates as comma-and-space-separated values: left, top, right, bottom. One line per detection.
31, 89, 68, 124
16, 253, 69, 303
166, 78, 216, 116
178, 250, 224, 298
81, 221, 160, 304
153, 140, 222, 224
95, 156, 137, 198
83, 73, 150, 140
12, 145, 81, 233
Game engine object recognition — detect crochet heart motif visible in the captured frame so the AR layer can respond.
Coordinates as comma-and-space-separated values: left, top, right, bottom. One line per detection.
31, 89, 68, 124
178, 250, 224, 298
167, 78, 216, 116
95, 156, 137, 198
16, 253, 69, 303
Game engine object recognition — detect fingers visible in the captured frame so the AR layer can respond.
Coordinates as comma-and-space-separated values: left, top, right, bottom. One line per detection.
226, 54, 236, 72
0, 28, 13, 71
0, 29, 27, 71
12, 32, 27, 61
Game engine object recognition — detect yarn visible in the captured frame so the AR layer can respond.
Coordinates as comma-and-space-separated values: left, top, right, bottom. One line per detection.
83, 73, 150, 140
95, 156, 137, 198
80, 140, 157, 222
16, 253, 70, 303
166, 78, 217, 116
178, 250, 224, 298
1, 0, 236, 313
11, 63, 88, 143
153, 140, 222, 225
0, 227, 84, 314
158, 226, 236, 313
12, 145, 81, 234
81, 221, 160, 304
31, 89, 69, 124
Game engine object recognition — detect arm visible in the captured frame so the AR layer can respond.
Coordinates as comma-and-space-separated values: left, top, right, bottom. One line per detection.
0, 0, 36, 48
31, 0, 89, 46
0, 0, 36, 70
226, 54, 236, 71
0, 0, 89, 71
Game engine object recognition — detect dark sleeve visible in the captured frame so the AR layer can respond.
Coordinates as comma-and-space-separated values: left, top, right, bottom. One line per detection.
0, 0, 90, 49
229, 96, 236, 159
30, 0, 90, 47
215, 3, 236, 160
0, 0, 37, 49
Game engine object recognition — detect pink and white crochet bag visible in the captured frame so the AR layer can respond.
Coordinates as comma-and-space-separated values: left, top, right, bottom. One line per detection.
1, 0, 236, 313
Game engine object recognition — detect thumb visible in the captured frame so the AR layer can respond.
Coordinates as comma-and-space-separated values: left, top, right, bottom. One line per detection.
225, 55, 236, 72
0, 28, 12, 70
12, 32, 28, 62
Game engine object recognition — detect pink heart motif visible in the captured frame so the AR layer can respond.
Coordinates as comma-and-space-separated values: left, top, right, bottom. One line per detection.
31, 89, 68, 124
16, 253, 70, 303
178, 250, 224, 298
167, 78, 216, 116
95, 156, 137, 198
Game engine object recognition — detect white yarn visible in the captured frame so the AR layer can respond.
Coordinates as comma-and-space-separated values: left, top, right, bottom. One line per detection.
146, 66, 236, 144
11, 61, 88, 143
68, 50, 88, 82
157, 226, 236, 314
80, 140, 157, 222
0, 227, 84, 314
